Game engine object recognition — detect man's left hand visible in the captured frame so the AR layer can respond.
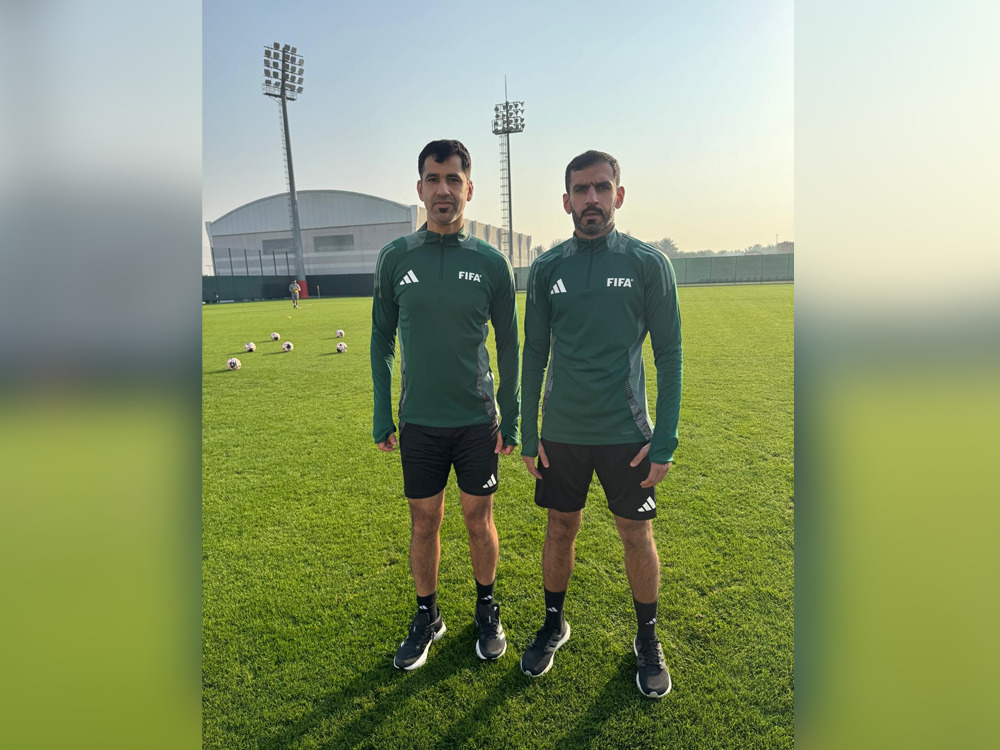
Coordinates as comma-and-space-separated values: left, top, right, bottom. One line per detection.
495, 432, 513, 455
629, 443, 672, 488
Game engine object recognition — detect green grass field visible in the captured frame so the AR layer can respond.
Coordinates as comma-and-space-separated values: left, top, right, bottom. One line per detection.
202, 284, 794, 750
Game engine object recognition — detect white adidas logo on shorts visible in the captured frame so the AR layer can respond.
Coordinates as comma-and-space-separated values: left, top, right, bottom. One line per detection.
637, 496, 656, 513
482, 473, 497, 489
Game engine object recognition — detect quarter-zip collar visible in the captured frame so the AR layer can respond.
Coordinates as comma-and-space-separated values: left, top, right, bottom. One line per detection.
417, 222, 470, 247
569, 227, 619, 254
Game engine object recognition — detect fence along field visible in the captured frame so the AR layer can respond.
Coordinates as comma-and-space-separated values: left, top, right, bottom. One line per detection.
202, 284, 794, 750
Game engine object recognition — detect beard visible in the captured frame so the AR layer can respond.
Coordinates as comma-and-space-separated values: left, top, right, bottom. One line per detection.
429, 200, 460, 226
572, 206, 614, 237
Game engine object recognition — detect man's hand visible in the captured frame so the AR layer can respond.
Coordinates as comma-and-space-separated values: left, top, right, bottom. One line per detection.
522, 441, 549, 480
376, 433, 397, 452
629, 443, 672, 488
495, 432, 514, 456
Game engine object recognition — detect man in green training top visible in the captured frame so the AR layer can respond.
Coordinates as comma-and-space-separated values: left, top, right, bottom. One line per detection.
370, 139, 520, 671
518, 150, 682, 698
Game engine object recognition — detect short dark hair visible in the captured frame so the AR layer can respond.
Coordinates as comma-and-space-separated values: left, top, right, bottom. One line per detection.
418, 139, 472, 178
564, 150, 620, 193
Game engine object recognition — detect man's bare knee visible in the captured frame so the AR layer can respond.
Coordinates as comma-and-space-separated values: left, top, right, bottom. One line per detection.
616, 517, 654, 550
460, 494, 494, 534
546, 510, 581, 546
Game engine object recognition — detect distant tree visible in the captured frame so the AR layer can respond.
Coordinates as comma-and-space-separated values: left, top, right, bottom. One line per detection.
650, 237, 679, 257
548, 238, 565, 249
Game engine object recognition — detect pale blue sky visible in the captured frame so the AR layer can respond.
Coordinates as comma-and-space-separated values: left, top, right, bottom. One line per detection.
203, 0, 793, 254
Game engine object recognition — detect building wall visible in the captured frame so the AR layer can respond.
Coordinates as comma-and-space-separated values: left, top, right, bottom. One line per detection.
207, 190, 535, 276
209, 221, 412, 275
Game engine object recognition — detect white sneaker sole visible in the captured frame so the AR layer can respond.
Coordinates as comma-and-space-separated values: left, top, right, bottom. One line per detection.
475, 636, 507, 660
633, 637, 672, 697
395, 621, 446, 671
521, 622, 571, 678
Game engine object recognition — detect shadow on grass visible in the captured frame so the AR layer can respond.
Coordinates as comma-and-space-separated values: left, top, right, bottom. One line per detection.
256, 627, 532, 750
318, 351, 348, 357
256, 633, 461, 750
424, 660, 531, 750
552, 652, 668, 750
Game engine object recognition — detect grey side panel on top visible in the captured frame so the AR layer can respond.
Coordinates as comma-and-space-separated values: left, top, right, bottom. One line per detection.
475, 326, 498, 421
542, 335, 556, 416
625, 317, 653, 440
398, 330, 408, 415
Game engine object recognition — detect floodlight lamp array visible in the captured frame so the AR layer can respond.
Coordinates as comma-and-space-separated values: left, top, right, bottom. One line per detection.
491, 100, 526, 134
262, 43, 305, 97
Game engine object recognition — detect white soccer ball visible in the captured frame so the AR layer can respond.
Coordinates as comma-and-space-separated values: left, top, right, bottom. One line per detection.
244, 342, 256, 352
336, 342, 347, 353
227, 357, 241, 370
270, 332, 280, 341
282, 341, 294, 352
335, 329, 345, 338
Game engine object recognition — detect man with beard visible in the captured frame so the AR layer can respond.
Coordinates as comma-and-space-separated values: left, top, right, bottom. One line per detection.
371, 139, 520, 670
518, 150, 682, 698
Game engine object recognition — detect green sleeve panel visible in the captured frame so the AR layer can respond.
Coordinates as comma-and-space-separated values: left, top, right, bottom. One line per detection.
488, 248, 521, 446
638, 246, 683, 464
370, 240, 402, 443
519, 252, 554, 458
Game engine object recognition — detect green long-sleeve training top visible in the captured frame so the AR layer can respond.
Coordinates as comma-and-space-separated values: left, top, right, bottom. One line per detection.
370, 223, 520, 445
521, 228, 682, 464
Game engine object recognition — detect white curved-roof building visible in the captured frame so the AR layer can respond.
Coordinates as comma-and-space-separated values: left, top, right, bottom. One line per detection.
205, 190, 533, 277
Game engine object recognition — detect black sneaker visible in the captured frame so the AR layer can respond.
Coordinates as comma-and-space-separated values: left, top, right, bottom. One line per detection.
474, 602, 507, 660
633, 635, 672, 697
520, 620, 571, 677
393, 609, 446, 671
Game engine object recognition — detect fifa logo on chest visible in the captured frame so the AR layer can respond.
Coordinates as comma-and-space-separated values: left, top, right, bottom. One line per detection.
458, 271, 482, 282
607, 277, 634, 287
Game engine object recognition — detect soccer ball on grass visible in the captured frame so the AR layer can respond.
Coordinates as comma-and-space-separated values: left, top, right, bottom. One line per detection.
244, 342, 256, 352
270, 332, 280, 341
335, 329, 345, 338
282, 341, 294, 352
336, 342, 347, 353
227, 358, 241, 370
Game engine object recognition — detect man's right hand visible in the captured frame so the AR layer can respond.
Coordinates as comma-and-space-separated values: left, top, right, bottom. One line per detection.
376, 433, 397, 452
522, 441, 549, 479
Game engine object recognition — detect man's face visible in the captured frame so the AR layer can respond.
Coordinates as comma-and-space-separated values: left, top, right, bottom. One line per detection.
417, 154, 473, 230
563, 161, 625, 238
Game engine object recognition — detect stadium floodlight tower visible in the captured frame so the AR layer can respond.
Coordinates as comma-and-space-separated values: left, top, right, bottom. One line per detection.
262, 42, 308, 296
491, 80, 525, 266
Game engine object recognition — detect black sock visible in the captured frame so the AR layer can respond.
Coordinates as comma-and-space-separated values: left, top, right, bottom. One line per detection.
476, 579, 495, 607
416, 591, 438, 620
634, 598, 658, 640
544, 588, 567, 629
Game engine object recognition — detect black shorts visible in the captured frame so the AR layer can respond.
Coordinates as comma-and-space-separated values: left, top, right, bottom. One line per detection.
533, 439, 657, 520
399, 422, 500, 500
